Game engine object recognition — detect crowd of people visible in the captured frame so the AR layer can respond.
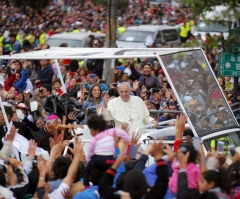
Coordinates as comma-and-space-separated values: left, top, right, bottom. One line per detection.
0, 0, 240, 199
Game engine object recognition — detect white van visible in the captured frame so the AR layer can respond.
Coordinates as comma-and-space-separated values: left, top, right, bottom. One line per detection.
116, 25, 180, 48
45, 32, 106, 48
194, 5, 240, 40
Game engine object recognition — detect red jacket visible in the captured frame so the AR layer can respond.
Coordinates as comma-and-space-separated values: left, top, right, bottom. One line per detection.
4, 73, 16, 91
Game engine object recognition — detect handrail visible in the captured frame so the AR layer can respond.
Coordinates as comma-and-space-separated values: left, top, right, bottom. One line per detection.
134, 119, 177, 134
200, 106, 237, 128
135, 124, 155, 134
230, 102, 240, 108
149, 110, 199, 123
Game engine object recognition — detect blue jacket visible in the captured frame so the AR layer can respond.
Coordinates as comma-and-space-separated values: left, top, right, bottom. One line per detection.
37, 65, 54, 85
14, 69, 28, 92
73, 185, 99, 199
12, 40, 22, 54
81, 98, 104, 116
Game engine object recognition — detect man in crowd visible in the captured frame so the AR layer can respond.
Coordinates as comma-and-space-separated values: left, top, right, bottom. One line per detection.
86, 39, 104, 79
99, 82, 158, 134
35, 59, 54, 86
34, 114, 59, 153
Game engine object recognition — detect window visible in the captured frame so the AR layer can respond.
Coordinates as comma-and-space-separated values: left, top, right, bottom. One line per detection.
155, 31, 162, 44
162, 30, 178, 42
118, 31, 154, 43
46, 39, 82, 48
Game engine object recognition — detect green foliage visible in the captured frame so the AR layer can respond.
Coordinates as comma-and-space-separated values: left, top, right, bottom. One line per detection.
181, 0, 240, 20
92, 0, 128, 10
181, 40, 200, 47
10, 0, 50, 10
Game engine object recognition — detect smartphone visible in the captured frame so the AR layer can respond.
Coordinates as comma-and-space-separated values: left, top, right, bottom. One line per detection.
129, 145, 138, 158
117, 66, 125, 71
228, 144, 236, 156
84, 91, 89, 95
112, 83, 117, 87
217, 141, 224, 154
193, 137, 201, 151
89, 74, 96, 78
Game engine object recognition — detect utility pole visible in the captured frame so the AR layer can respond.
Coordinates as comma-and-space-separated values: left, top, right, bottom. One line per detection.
103, 0, 119, 85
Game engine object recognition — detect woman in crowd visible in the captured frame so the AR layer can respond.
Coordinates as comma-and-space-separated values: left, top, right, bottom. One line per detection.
79, 83, 104, 124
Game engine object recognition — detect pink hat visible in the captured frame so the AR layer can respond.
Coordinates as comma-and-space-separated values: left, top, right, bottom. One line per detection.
47, 115, 60, 121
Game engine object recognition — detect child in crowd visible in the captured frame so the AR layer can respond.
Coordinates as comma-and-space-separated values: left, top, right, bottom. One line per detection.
84, 115, 131, 186
166, 142, 200, 198
199, 168, 230, 199
53, 79, 64, 96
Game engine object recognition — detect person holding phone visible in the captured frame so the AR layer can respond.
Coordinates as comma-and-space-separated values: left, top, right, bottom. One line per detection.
86, 39, 104, 79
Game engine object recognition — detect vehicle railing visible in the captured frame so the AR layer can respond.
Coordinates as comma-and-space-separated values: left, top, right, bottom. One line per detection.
200, 106, 240, 128
135, 119, 177, 134
230, 102, 240, 109
149, 110, 199, 123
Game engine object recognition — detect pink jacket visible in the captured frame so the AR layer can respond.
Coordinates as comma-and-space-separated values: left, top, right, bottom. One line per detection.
87, 128, 131, 162
169, 158, 200, 194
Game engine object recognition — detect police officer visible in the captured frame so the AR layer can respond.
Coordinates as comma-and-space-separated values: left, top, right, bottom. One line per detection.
179, 22, 189, 43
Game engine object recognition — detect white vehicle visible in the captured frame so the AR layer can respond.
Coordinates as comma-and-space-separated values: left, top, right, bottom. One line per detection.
45, 32, 106, 48
116, 25, 180, 48
0, 48, 239, 164
194, 5, 240, 40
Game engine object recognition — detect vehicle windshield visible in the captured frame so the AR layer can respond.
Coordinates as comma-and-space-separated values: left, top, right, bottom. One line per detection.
118, 30, 154, 42
196, 20, 231, 32
46, 38, 82, 48
160, 49, 238, 137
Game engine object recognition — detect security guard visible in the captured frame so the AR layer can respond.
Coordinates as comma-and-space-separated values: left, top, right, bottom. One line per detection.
39, 29, 47, 45
0, 31, 4, 48
117, 22, 126, 38
179, 22, 189, 43
16, 33, 23, 46
72, 27, 80, 33
25, 29, 34, 46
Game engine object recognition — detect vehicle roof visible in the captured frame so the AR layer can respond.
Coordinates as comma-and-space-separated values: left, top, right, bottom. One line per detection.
126, 25, 177, 31
49, 32, 106, 39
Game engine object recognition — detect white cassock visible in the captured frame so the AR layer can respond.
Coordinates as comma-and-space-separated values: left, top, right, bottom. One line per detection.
99, 96, 154, 135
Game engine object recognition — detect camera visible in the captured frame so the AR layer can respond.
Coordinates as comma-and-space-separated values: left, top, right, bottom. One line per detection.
39, 88, 43, 93
44, 94, 85, 123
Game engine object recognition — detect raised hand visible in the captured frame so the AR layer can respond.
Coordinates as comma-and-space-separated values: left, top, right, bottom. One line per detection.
132, 80, 139, 91
103, 94, 110, 108
131, 132, 141, 145
6, 126, 16, 142
28, 139, 37, 158
177, 149, 190, 169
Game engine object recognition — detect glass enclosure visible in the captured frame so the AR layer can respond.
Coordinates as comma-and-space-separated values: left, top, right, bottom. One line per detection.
160, 49, 240, 150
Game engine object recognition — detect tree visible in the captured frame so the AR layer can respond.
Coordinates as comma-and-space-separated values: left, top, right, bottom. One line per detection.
181, 0, 240, 19
10, 0, 50, 11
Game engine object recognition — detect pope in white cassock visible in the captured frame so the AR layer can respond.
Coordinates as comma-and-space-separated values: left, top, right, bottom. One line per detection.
99, 82, 158, 134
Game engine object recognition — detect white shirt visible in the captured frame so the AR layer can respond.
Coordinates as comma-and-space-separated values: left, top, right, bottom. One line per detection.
25, 78, 33, 94
48, 183, 69, 199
